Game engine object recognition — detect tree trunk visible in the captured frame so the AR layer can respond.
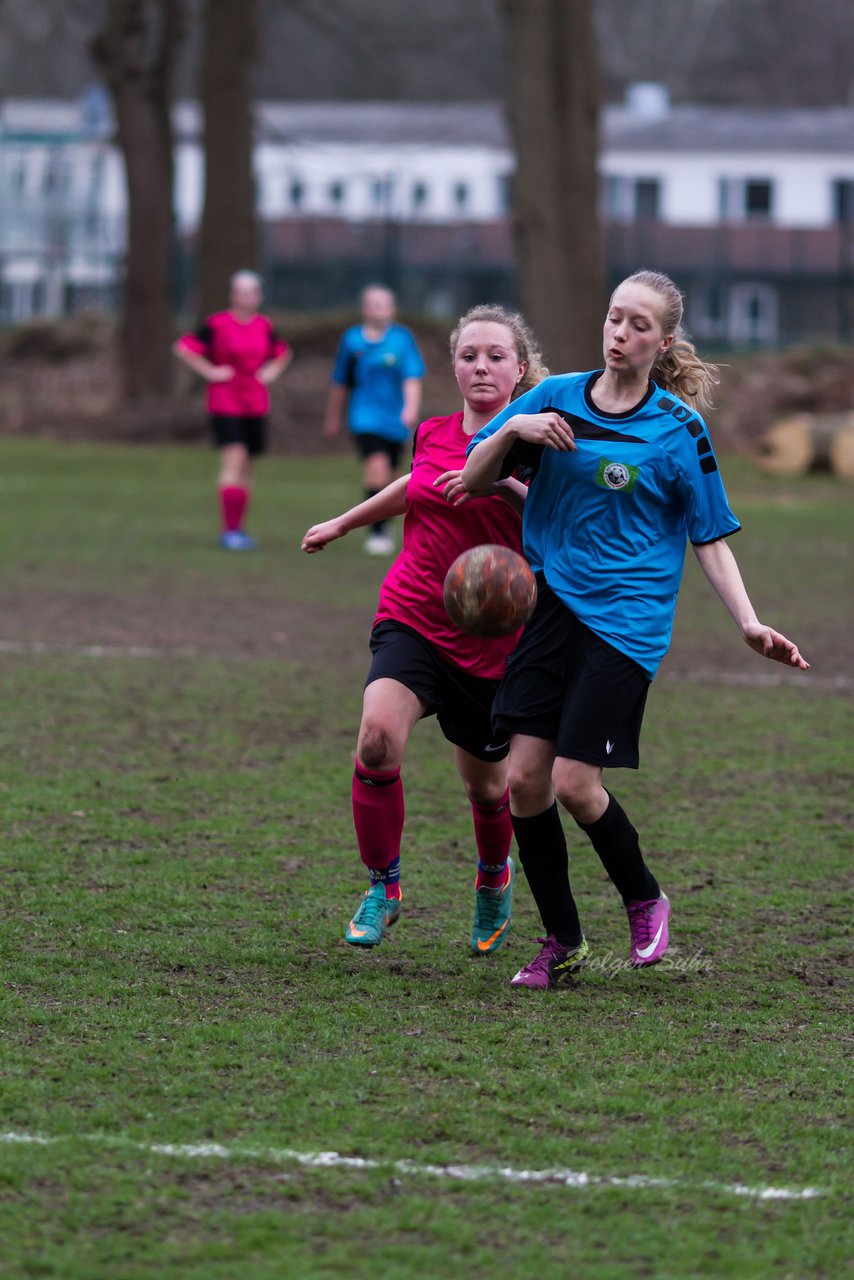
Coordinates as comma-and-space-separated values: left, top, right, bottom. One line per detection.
93, 0, 183, 407
198, 0, 259, 317
499, 0, 604, 371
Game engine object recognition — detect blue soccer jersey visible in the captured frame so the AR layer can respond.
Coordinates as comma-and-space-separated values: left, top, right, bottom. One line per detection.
332, 323, 425, 442
466, 371, 741, 678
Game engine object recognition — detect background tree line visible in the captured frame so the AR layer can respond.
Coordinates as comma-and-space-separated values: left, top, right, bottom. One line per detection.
4, 0, 854, 107
3, 0, 851, 416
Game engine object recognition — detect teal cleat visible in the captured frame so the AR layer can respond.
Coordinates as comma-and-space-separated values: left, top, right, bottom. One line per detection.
471, 857, 515, 955
345, 883, 401, 947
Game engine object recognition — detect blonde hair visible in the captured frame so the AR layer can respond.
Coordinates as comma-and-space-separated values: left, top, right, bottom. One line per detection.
230, 270, 262, 291
449, 304, 548, 396
619, 270, 719, 412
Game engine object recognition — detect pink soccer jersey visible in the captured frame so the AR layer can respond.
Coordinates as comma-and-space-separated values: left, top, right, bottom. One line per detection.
375, 412, 526, 679
177, 311, 289, 417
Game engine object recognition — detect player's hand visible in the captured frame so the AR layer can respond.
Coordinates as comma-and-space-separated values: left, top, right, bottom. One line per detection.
509, 412, 576, 451
436, 469, 473, 506
301, 519, 345, 553
206, 365, 235, 383
322, 418, 340, 440
742, 622, 810, 669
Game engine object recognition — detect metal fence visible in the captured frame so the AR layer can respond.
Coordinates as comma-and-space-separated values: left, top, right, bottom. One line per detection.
3, 213, 854, 349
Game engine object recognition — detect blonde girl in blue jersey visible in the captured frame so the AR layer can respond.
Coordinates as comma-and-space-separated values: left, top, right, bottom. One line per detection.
455, 270, 809, 990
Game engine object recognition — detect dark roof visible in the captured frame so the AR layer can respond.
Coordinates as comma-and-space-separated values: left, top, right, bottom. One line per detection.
256, 101, 508, 147
606, 105, 854, 154
4, 98, 854, 155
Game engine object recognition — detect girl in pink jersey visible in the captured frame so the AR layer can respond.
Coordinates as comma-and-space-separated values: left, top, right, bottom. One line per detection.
174, 270, 291, 550
301, 306, 547, 955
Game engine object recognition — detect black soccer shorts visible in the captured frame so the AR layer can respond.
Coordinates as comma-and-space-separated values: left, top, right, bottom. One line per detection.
491, 575, 651, 769
366, 620, 509, 762
210, 415, 268, 456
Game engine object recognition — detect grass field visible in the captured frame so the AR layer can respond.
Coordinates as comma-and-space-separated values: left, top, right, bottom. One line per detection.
0, 439, 851, 1279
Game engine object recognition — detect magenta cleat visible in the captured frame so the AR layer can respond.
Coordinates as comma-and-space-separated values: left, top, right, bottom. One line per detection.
627, 893, 671, 967
510, 934, 590, 989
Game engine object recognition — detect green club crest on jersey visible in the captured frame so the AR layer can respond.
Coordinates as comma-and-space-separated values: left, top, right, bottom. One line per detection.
595, 458, 639, 493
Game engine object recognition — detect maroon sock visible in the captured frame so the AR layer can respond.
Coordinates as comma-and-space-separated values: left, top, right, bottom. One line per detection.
220, 485, 248, 532
472, 788, 512, 888
352, 759, 404, 899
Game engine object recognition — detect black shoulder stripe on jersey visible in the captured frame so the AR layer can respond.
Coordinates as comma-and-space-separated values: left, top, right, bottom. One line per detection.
657, 394, 704, 438
542, 407, 647, 445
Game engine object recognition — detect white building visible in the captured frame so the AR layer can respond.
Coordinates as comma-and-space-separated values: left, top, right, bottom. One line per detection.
2, 89, 853, 341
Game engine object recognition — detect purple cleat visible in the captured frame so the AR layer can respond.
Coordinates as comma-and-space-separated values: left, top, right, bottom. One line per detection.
510, 934, 590, 989
627, 893, 671, 967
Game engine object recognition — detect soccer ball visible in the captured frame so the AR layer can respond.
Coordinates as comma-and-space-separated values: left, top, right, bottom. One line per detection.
443, 544, 537, 639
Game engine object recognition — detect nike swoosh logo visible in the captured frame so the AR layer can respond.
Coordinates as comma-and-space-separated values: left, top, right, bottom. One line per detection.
484, 741, 510, 753
636, 922, 665, 958
606, 739, 615, 755
348, 920, 368, 937
476, 918, 509, 951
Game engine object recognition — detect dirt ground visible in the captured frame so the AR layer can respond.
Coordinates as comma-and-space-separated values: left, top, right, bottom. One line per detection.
1, 577, 847, 687
2, 311, 854, 456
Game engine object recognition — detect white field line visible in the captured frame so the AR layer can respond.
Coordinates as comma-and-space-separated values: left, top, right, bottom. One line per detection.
0, 638, 849, 690
0, 639, 197, 659
0, 1130, 824, 1202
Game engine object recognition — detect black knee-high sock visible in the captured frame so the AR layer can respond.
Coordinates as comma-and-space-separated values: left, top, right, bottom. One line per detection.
576, 792, 659, 905
511, 803, 583, 946
365, 487, 386, 535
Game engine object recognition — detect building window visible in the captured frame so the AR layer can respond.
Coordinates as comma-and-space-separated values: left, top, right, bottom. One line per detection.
412, 181, 428, 211
635, 179, 660, 220
44, 150, 71, 196
691, 282, 725, 341
719, 177, 774, 222
603, 175, 661, 222
453, 181, 469, 211
745, 180, 772, 218
328, 180, 345, 208
728, 282, 778, 345
8, 155, 27, 199
496, 173, 512, 216
289, 179, 304, 210
833, 179, 854, 223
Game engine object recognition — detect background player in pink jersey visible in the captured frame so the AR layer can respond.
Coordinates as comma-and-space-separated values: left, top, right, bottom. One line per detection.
302, 306, 546, 955
174, 270, 291, 550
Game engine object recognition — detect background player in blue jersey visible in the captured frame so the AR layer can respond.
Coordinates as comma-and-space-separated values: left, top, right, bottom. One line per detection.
455, 269, 809, 990
323, 284, 425, 555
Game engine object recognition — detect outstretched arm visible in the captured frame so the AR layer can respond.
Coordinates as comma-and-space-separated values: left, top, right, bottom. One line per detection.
301, 474, 410, 553
693, 539, 809, 668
